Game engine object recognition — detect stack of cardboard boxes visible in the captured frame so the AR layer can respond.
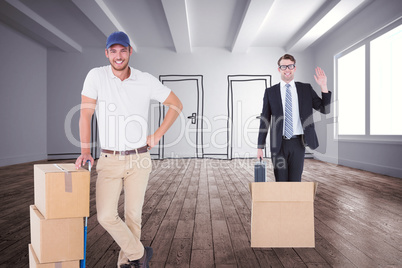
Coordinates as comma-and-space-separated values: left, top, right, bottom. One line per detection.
29, 164, 90, 267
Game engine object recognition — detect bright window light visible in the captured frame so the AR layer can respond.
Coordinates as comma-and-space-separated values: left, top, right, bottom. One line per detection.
338, 45, 366, 135
370, 24, 402, 135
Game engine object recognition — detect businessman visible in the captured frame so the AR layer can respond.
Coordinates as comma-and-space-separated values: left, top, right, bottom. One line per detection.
257, 54, 331, 181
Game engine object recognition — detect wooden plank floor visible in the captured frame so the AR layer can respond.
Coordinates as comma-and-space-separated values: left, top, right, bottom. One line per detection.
0, 158, 401, 267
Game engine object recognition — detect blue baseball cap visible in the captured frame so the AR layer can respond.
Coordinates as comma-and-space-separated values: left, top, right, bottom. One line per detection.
106, 31, 130, 49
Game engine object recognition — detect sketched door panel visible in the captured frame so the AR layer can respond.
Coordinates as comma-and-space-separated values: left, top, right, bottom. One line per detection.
148, 99, 162, 159
228, 75, 271, 159
160, 76, 204, 158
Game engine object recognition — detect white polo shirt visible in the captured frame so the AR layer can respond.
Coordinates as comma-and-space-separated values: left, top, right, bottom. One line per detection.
82, 65, 171, 151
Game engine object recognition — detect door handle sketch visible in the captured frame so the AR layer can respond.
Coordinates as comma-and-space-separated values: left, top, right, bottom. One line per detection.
187, 113, 196, 124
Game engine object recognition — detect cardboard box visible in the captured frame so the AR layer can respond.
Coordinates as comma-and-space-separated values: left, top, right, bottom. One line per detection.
250, 182, 318, 248
34, 163, 90, 219
30, 205, 83, 263
29, 244, 79, 268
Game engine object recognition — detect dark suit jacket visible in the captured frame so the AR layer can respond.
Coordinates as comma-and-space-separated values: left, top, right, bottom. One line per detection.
257, 82, 331, 154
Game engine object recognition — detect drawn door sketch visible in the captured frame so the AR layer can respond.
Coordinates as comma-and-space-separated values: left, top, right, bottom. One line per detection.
228, 75, 271, 159
148, 99, 162, 159
158, 75, 204, 158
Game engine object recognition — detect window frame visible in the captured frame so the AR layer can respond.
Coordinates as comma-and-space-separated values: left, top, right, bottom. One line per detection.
334, 17, 402, 143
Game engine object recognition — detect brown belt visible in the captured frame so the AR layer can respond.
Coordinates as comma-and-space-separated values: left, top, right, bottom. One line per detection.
101, 145, 148, 155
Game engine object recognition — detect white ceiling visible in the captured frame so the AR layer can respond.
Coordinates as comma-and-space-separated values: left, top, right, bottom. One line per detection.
0, 0, 372, 53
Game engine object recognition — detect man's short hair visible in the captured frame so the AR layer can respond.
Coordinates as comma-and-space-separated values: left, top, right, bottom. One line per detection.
277, 54, 296, 66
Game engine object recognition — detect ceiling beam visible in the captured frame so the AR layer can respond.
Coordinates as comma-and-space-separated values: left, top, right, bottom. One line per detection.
73, 0, 137, 52
5, 0, 82, 52
94, 0, 137, 52
286, 0, 368, 51
161, 0, 192, 53
231, 0, 275, 53
71, 0, 116, 37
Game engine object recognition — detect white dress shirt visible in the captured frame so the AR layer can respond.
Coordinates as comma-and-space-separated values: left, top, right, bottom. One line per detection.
280, 80, 304, 136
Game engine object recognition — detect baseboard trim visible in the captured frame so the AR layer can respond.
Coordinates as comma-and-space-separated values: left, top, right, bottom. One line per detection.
47, 153, 80, 160
0, 153, 47, 167
314, 153, 402, 179
338, 157, 402, 179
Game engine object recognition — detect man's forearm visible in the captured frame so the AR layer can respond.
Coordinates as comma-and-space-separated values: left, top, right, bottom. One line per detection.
79, 116, 92, 154
155, 105, 181, 138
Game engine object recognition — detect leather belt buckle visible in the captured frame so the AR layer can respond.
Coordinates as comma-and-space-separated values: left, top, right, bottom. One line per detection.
283, 135, 300, 140
101, 146, 148, 155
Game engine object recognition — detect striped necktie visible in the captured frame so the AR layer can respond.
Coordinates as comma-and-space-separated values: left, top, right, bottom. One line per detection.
284, 84, 293, 139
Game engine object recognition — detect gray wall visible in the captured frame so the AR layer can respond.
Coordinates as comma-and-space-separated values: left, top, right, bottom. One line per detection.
311, 0, 402, 178
0, 16, 316, 166
0, 21, 47, 166
47, 49, 105, 159
1, 0, 401, 180
46, 47, 314, 158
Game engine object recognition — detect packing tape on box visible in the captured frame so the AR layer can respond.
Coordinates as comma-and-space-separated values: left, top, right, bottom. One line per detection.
55, 263, 62, 268
53, 164, 73, 193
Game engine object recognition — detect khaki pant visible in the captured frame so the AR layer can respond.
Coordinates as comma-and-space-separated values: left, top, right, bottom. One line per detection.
96, 151, 152, 267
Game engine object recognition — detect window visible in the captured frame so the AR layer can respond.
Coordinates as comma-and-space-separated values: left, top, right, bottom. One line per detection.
370, 24, 402, 135
336, 20, 402, 138
338, 45, 366, 135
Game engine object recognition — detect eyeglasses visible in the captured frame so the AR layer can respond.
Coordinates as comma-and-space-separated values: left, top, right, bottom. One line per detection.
279, 64, 296, 70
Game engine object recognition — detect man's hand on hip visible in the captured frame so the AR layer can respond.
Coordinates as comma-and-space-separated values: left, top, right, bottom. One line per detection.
147, 134, 162, 150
